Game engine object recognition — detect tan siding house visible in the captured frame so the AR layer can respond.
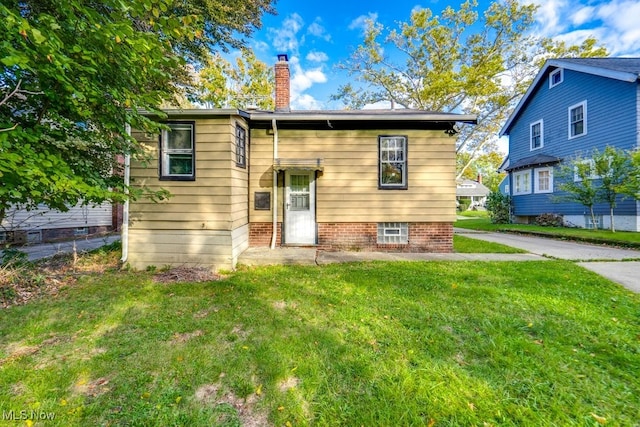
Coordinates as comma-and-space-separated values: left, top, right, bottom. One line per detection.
125, 56, 475, 271
127, 114, 250, 271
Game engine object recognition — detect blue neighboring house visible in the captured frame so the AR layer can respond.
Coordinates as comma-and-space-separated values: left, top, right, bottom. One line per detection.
500, 57, 640, 231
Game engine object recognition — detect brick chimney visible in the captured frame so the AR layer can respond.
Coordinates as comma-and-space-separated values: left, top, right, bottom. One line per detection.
477, 173, 482, 184
274, 54, 290, 112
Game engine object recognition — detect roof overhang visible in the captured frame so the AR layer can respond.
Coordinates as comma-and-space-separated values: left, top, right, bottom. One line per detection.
273, 158, 324, 171
504, 154, 561, 172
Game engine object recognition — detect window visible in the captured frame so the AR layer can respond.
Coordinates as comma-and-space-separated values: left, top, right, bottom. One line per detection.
585, 215, 602, 230
27, 230, 42, 244
574, 159, 600, 182
513, 170, 531, 195
569, 101, 587, 139
0, 231, 6, 244
549, 68, 563, 88
534, 167, 553, 193
377, 222, 408, 244
379, 136, 407, 189
160, 122, 195, 180
235, 123, 247, 168
530, 120, 543, 150
74, 227, 88, 236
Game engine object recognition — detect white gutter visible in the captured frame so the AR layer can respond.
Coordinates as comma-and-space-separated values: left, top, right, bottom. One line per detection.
120, 123, 131, 263
270, 118, 279, 249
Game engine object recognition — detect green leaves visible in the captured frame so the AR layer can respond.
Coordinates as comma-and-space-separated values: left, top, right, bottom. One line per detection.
333, 0, 607, 179
0, 0, 275, 220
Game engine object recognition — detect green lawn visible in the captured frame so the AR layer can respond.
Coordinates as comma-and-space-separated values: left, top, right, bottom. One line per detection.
453, 234, 526, 253
455, 217, 640, 248
1, 251, 639, 426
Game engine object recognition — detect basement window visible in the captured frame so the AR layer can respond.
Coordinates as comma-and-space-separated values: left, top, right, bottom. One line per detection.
377, 222, 408, 244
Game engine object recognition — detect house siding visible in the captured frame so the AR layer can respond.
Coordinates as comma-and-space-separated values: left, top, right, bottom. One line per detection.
249, 128, 456, 250
507, 67, 640, 227
2, 203, 113, 243
127, 116, 249, 270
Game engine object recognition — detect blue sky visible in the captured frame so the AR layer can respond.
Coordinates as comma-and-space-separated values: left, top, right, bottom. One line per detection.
243, 0, 640, 111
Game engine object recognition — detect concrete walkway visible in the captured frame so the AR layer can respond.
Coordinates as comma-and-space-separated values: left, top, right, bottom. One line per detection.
3, 235, 121, 262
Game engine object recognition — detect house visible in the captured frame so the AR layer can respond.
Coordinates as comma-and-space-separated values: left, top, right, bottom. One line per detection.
124, 55, 476, 271
500, 57, 640, 231
456, 177, 490, 210
1, 203, 119, 245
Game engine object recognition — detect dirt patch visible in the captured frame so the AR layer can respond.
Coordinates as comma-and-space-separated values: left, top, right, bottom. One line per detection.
194, 383, 268, 427
1, 248, 119, 309
72, 377, 111, 398
278, 376, 300, 392
171, 330, 204, 343
153, 267, 219, 284
0, 344, 39, 366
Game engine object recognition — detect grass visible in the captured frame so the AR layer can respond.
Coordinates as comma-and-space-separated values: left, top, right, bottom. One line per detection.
455, 217, 640, 248
1, 249, 639, 426
453, 234, 526, 253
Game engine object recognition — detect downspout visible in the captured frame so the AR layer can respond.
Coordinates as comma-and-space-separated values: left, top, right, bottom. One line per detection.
120, 123, 131, 263
270, 118, 278, 249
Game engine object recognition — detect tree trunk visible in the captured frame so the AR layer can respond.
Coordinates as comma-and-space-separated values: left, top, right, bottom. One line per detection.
610, 206, 615, 232
589, 206, 598, 230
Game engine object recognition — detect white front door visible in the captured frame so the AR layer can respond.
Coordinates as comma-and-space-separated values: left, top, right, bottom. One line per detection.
284, 170, 316, 244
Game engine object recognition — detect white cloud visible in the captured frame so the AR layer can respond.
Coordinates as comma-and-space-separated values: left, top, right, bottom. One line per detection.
253, 40, 270, 53
525, 0, 640, 57
528, 0, 569, 35
348, 12, 379, 34
307, 18, 332, 42
287, 60, 328, 110
306, 50, 329, 62
268, 13, 304, 53
293, 94, 323, 110
570, 6, 595, 26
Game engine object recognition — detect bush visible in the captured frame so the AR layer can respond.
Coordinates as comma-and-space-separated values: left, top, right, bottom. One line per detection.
485, 191, 511, 224
458, 199, 471, 211
535, 213, 564, 227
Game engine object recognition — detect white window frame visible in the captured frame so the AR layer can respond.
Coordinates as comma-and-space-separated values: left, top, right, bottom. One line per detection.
160, 121, 195, 180
378, 135, 408, 189
513, 170, 532, 195
534, 167, 553, 194
574, 159, 600, 182
530, 120, 543, 151
549, 68, 563, 88
568, 101, 587, 139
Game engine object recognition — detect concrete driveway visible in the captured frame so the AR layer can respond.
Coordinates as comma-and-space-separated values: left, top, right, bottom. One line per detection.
456, 228, 640, 292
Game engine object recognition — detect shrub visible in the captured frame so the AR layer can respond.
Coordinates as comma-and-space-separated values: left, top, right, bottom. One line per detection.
458, 199, 471, 211
485, 191, 511, 224
535, 213, 564, 227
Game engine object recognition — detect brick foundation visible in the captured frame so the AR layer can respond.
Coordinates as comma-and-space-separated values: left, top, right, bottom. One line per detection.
249, 222, 453, 252
249, 222, 282, 246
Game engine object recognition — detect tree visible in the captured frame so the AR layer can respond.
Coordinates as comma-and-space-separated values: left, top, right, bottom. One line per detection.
457, 150, 506, 192
332, 0, 607, 179
194, 48, 274, 109
0, 0, 275, 224
593, 146, 634, 232
554, 155, 601, 230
